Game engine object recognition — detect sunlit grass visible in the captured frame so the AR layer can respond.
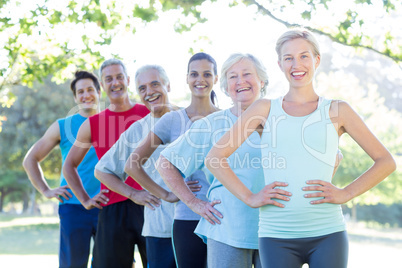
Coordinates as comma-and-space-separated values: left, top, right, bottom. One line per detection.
0, 215, 58, 228
0, 214, 142, 268
0, 214, 401, 267
0, 215, 59, 255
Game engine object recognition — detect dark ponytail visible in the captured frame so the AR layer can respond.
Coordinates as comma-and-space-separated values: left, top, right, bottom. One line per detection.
210, 90, 217, 106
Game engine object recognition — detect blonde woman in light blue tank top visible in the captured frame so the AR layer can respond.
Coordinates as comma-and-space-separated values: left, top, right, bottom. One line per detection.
205, 29, 396, 268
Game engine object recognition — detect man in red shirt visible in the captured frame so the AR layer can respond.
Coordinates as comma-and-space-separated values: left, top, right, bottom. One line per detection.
64, 59, 159, 268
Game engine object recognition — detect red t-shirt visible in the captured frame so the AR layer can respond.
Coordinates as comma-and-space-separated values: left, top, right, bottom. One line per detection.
89, 103, 150, 205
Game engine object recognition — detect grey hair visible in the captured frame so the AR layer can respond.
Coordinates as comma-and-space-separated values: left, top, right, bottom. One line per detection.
99, 58, 128, 78
220, 53, 268, 98
135, 65, 170, 87
275, 28, 320, 60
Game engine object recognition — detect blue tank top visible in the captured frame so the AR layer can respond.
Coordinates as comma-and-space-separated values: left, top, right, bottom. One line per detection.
259, 97, 345, 238
58, 114, 100, 205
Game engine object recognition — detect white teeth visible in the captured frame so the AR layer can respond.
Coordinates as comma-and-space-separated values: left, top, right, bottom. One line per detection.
195, 85, 206, 89
292, 72, 305, 76
237, 87, 250, 92
148, 97, 158, 102
145, 93, 161, 102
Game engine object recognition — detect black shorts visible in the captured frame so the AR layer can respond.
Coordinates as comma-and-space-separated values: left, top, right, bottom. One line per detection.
92, 199, 147, 268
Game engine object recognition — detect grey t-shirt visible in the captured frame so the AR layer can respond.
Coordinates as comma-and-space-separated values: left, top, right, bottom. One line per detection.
95, 114, 174, 238
152, 109, 210, 220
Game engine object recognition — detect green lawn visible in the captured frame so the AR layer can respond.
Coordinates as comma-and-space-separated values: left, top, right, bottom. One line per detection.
0, 214, 401, 268
0, 223, 58, 255
0, 214, 143, 268
0, 216, 59, 255
0, 215, 60, 268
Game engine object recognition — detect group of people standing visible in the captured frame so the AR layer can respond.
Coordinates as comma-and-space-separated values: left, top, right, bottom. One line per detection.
23, 28, 395, 268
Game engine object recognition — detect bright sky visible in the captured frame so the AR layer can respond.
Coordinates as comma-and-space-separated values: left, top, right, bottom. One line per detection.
98, 0, 400, 109
116, 2, 288, 109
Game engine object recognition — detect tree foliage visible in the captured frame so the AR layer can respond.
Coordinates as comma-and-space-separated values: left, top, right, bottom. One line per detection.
0, 0, 208, 92
0, 0, 400, 95
244, 0, 401, 63
0, 78, 75, 211
316, 62, 402, 207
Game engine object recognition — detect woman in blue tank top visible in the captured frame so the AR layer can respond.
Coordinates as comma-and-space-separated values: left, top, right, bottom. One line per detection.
204, 28, 396, 268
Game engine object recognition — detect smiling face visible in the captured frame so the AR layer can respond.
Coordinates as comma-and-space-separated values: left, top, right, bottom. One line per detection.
136, 68, 170, 117
100, 64, 130, 102
278, 38, 320, 90
186, 59, 218, 99
74, 78, 100, 111
226, 58, 263, 108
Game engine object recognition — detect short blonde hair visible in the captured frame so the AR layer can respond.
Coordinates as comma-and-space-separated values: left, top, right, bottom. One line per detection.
275, 28, 320, 60
220, 53, 269, 97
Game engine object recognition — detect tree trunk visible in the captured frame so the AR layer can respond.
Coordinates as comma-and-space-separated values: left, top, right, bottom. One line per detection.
0, 190, 4, 212
29, 187, 36, 215
22, 191, 29, 213
351, 203, 357, 222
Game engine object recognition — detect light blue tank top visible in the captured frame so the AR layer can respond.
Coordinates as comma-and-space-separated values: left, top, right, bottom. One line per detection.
259, 97, 346, 238
58, 114, 100, 205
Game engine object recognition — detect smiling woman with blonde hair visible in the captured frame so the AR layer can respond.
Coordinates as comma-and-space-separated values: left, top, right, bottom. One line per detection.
205, 28, 396, 268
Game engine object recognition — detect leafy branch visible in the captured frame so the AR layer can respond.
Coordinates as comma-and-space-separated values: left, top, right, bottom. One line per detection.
246, 0, 402, 65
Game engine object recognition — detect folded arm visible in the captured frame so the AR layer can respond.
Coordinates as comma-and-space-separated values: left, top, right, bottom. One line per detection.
157, 155, 222, 225
95, 168, 161, 209
124, 132, 178, 202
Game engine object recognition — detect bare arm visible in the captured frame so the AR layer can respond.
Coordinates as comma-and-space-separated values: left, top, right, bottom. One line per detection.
205, 99, 291, 208
332, 149, 343, 178
125, 132, 178, 202
304, 100, 396, 204
157, 155, 222, 225
23, 121, 72, 203
95, 169, 161, 210
62, 119, 106, 209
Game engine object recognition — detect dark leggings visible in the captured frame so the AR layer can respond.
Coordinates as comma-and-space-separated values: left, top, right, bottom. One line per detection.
172, 219, 207, 268
259, 231, 348, 268
146, 237, 176, 268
